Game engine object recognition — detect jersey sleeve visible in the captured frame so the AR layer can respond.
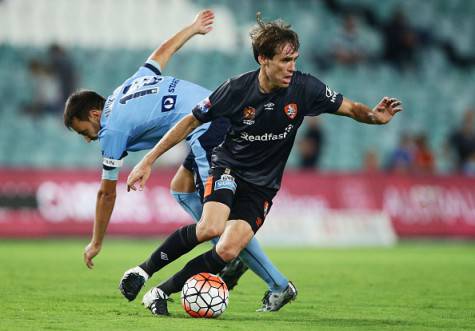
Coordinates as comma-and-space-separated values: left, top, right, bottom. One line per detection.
131, 59, 162, 79
303, 74, 343, 116
192, 79, 235, 123
100, 130, 129, 170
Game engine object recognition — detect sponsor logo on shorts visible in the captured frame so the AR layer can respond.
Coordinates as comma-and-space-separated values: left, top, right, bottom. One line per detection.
240, 124, 294, 142
283, 103, 298, 119
214, 174, 237, 193
242, 106, 256, 125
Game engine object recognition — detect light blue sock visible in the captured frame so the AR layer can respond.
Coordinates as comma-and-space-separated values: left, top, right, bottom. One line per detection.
171, 191, 289, 291
171, 191, 203, 223
239, 236, 288, 291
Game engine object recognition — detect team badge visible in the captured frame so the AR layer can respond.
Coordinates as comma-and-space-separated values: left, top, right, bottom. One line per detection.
242, 106, 256, 125
283, 103, 298, 119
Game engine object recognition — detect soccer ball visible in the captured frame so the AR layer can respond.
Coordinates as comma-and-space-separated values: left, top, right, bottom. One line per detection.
181, 272, 229, 318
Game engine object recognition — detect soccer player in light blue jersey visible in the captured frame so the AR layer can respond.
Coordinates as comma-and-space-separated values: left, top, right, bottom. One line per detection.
63, 10, 295, 312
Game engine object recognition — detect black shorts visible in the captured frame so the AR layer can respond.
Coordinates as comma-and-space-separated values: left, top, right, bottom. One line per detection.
203, 167, 277, 233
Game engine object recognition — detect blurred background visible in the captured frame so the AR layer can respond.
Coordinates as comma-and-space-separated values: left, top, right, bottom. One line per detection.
1, 0, 474, 244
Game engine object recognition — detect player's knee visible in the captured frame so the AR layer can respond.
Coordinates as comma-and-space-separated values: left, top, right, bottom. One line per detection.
170, 167, 195, 193
196, 220, 225, 241
215, 241, 240, 262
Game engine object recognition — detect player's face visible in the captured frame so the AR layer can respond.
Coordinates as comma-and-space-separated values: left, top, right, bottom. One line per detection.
70, 112, 100, 143
262, 43, 299, 90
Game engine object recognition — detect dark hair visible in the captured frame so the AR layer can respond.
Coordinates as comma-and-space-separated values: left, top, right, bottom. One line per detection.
63, 90, 105, 129
249, 12, 300, 64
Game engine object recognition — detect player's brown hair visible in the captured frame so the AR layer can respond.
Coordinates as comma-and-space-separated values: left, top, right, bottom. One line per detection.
63, 90, 105, 129
249, 12, 300, 64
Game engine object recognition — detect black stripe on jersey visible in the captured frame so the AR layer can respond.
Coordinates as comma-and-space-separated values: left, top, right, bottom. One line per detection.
144, 63, 161, 75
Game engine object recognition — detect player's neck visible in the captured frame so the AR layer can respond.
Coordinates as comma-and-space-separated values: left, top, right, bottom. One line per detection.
258, 69, 278, 94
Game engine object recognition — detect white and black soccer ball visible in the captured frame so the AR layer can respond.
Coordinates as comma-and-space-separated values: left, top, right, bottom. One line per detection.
181, 272, 229, 318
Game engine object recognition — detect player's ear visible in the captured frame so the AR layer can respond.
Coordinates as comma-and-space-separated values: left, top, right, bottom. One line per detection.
89, 109, 102, 121
257, 54, 268, 66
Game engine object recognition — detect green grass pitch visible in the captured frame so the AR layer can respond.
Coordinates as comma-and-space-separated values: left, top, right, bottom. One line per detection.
1, 239, 474, 331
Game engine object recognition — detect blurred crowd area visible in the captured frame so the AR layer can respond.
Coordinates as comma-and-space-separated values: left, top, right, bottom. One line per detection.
0, 0, 474, 175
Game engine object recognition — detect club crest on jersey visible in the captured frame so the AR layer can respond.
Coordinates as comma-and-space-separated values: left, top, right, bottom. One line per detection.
242, 106, 256, 125
284, 103, 298, 119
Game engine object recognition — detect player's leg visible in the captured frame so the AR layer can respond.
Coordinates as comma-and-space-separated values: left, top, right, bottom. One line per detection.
231, 236, 288, 291
170, 164, 203, 222
190, 143, 288, 292
225, 178, 297, 312
170, 161, 253, 289
119, 193, 228, 303
142, 201, 235, 315
143, 169, 296, 315
143, 217, 253, 315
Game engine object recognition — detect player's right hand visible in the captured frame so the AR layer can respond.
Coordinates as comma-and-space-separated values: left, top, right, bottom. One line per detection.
127, 160, 152, 192
84, 241, 101, 269
191, 9, 214, 35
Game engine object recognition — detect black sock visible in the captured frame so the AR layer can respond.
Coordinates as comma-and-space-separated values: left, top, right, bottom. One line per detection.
158, 247, 227, 295
139, 224, 198, 276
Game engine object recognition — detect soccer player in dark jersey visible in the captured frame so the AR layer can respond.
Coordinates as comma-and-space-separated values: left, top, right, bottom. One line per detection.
125, 13, 403, 315
63, 10, 295, 310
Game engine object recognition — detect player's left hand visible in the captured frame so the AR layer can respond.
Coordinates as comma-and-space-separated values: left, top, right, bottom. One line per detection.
84, 241, 101, 269
372, 97, 403, 124
191, 9, 214, 35
127, 160, 152, 192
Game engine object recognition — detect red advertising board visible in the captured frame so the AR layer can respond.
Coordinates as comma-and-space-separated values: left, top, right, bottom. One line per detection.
1, 169, 474, 238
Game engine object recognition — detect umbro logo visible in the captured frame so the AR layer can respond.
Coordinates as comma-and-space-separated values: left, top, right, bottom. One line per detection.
160, 252, 169, 260
264, 102, 274, 111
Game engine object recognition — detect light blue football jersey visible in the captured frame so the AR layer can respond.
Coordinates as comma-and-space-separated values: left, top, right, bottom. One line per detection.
99, 60, 211, 175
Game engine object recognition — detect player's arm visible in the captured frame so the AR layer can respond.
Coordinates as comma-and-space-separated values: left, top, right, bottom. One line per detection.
334, 96, 403, 124
127, 114, 202, 191
148, 9, 214, 71
84, 178, 117, 269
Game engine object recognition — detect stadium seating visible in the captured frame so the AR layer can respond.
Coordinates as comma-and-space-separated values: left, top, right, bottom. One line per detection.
0, 0, 474, 172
